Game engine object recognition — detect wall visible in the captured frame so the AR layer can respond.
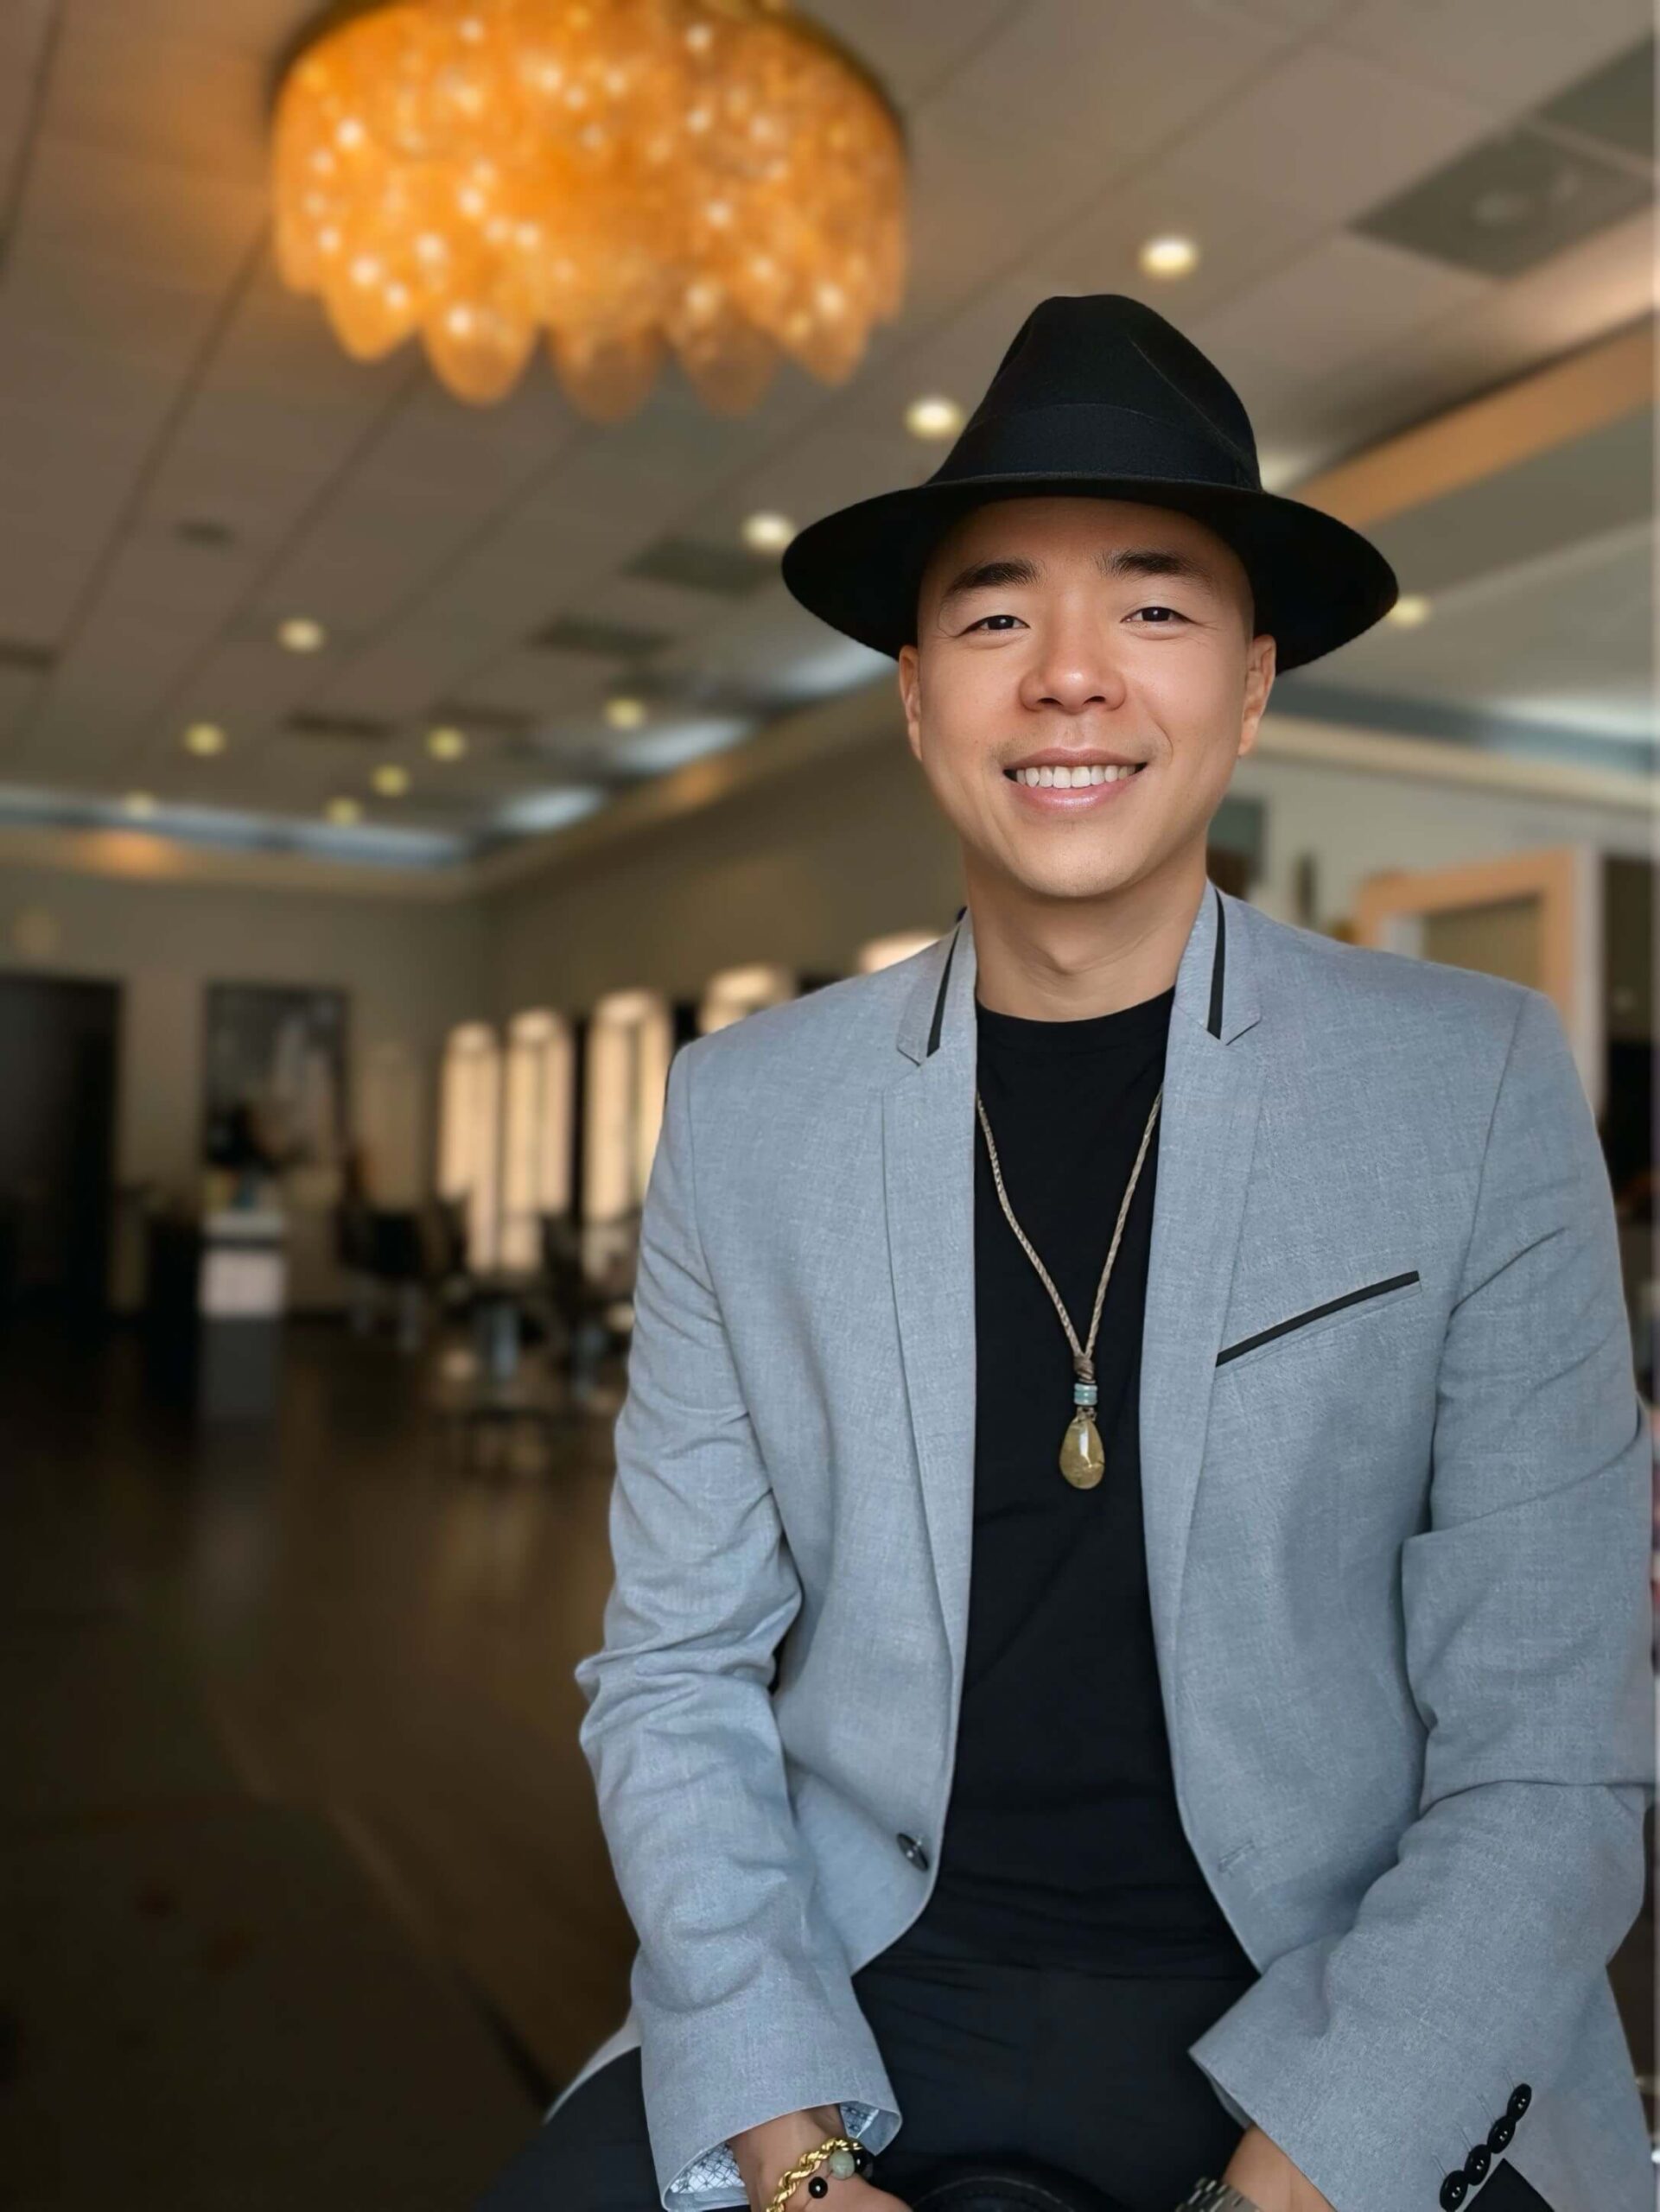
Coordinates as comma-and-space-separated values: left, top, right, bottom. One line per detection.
3, 713, 1645, 1314
490, 725, 964, 1015
0, 858, 488, 1308
487, 706, 1654, 1014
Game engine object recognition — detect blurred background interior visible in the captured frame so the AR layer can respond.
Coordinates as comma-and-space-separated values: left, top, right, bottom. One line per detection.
0, 0, 1653, 2205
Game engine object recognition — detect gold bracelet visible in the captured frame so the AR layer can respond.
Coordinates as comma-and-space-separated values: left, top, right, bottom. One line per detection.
762, 2134, 861, 2212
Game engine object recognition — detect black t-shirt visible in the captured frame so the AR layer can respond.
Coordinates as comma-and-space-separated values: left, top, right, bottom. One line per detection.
887, 980, 1254, 1976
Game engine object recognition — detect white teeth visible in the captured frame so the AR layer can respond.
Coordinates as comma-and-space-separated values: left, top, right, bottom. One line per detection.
1012, 763, 1141, 787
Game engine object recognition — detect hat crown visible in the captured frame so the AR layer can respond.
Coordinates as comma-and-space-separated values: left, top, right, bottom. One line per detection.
945, 292, 1261, 492
777, 289, 1399, 673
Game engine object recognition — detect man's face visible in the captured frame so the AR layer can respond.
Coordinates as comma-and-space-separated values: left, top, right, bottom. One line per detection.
896, 495, 1275, 905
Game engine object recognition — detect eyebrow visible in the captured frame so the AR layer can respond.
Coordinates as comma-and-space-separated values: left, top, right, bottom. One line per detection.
935, 545, 1223, 615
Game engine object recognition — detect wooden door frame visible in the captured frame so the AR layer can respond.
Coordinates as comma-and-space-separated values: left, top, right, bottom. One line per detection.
1352, 843, 1602, 1114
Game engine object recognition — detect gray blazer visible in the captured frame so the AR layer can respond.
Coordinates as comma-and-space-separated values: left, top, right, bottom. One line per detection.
557, 885, 1655, 2212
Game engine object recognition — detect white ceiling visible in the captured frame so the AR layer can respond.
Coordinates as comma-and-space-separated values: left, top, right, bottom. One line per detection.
0, 0, 1650, 866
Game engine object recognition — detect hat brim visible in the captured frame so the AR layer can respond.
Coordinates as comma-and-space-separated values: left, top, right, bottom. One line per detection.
779, 471, 1397, 675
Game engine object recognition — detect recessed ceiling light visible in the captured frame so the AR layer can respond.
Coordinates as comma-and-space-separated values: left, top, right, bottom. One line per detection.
325, 796, 362, 824
427, 724, 468, 760
1387, 594, 1432, 627
905, 395, 964, 441
742, 512, 795, 553
278, 616, 328, 653
183, 721, 227, 755
605, 695, 647, 729
124, 791, 157, 817
1138, 234, 1199, 279
372, 764, 410, 796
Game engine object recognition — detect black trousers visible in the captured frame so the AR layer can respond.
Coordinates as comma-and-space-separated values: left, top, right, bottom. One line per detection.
474, 1916, 1554, 2212
478, 1912, 1255, 2212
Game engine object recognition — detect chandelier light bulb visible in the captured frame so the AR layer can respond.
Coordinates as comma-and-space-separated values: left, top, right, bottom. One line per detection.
327, 796, 363, 824
184, 721, 228, 755
278, 616, 328, 653
605, 696, 647, 728
372, 764, 411, 795
1387, 594, 1432, 627
1138, 234, 1199, 279
742, 510, 795, 552
124, 792, 157, 817
271, 0, 908, 416
428, 725, 468, 759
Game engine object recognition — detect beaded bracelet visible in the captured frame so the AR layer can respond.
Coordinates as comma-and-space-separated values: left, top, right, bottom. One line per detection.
761, 2133, 870, 2212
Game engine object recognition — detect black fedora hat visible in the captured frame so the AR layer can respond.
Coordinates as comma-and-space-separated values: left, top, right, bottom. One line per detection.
779, 292, 1397, 673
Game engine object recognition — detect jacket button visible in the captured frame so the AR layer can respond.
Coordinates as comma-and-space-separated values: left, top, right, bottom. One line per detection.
895, 1833, 929, 1870
1438, 2172, 1468, 2209
1507, 2083, 1531, 2121
1462, 2144, 1491, 2183
1486, 2113, 1515, 2153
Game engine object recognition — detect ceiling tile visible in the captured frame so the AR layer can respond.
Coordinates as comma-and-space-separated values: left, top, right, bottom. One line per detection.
1168, 42, 1491, 223
807, 0, 1014, 107
0, 547, 89, 646
929, 0, 1291, 172
0, 239, 225, 379
16, 134, 267, 293
1185, 232, 1490, 385
1329, 0, 1652, 118
44, 11, 272, 183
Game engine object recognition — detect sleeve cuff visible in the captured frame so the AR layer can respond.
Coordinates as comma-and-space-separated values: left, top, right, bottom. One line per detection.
664, 2102, 894, 2212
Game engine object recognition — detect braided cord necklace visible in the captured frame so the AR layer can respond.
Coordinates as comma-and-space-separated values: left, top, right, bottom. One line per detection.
974, 1081, 1163, 1489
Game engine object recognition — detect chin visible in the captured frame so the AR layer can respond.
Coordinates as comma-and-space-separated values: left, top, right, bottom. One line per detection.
1002, 851, 1141, 903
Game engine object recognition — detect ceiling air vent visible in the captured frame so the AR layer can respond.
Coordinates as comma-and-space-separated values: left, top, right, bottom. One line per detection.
624, 533, 778, 598
1534, 34, 1653, 164
428, 701, 536, 736
284, 710, 396, 741
529, 614, 673, 658
1353, 107, 1650, 279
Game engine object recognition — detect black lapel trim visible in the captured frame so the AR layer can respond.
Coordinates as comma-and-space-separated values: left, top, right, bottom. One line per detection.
926, 908, 965, 1058
933, 892, 1223, 1057
1207, 881, 1225, 1039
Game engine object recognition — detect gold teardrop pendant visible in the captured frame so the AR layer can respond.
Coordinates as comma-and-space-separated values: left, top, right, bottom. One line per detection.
1059, 1410, 1105, 1490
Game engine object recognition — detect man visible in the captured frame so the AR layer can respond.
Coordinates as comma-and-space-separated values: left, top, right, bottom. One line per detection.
476, 296, 1653, 2212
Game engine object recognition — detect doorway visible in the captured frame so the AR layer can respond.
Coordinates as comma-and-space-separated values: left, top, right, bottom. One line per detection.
0, 973, 121, 1322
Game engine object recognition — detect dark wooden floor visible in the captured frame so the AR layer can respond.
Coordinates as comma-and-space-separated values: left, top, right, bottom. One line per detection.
2, 1314, 1651, 2209
0, 1313, 634, 2209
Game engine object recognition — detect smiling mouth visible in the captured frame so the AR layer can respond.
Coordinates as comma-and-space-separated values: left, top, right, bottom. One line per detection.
1002, 762, 1146, 787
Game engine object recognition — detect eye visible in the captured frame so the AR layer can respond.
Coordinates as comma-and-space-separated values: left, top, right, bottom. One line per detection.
1130, 605, 1189, 626
964, 612, 1025, 633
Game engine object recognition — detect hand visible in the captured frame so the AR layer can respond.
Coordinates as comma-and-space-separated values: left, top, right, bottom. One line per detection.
1221, 2126, 1336, 2212
729, 2110, 909, 2212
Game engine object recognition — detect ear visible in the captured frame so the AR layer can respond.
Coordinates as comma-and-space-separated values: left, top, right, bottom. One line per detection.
1237, 632, 1275, 760
897, 644, 925, 765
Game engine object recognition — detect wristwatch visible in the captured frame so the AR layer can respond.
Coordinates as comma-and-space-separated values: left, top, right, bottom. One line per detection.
1173, 2181, 1266, 2212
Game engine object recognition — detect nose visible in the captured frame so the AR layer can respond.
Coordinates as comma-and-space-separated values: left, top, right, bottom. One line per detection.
1016, 611, 1129, 716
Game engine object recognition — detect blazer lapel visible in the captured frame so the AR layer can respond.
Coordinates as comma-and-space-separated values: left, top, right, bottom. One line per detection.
1140, 888, 1263, 1687
881, 883, 1263, 1706
881, 911, 981, 1689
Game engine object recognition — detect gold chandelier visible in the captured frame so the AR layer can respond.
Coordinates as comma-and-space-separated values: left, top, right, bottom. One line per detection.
271, 0, 907, 414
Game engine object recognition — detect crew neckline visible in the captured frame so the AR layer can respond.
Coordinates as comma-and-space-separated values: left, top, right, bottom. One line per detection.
974, 982, 1175, 1057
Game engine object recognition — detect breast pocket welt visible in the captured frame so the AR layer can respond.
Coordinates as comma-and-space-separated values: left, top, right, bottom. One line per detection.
1216, 1268, 1422, 1373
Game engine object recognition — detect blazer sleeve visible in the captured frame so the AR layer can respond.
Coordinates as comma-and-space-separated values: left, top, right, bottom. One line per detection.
1186, 983, 1656, 2212
573, 1038, 902, 2212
